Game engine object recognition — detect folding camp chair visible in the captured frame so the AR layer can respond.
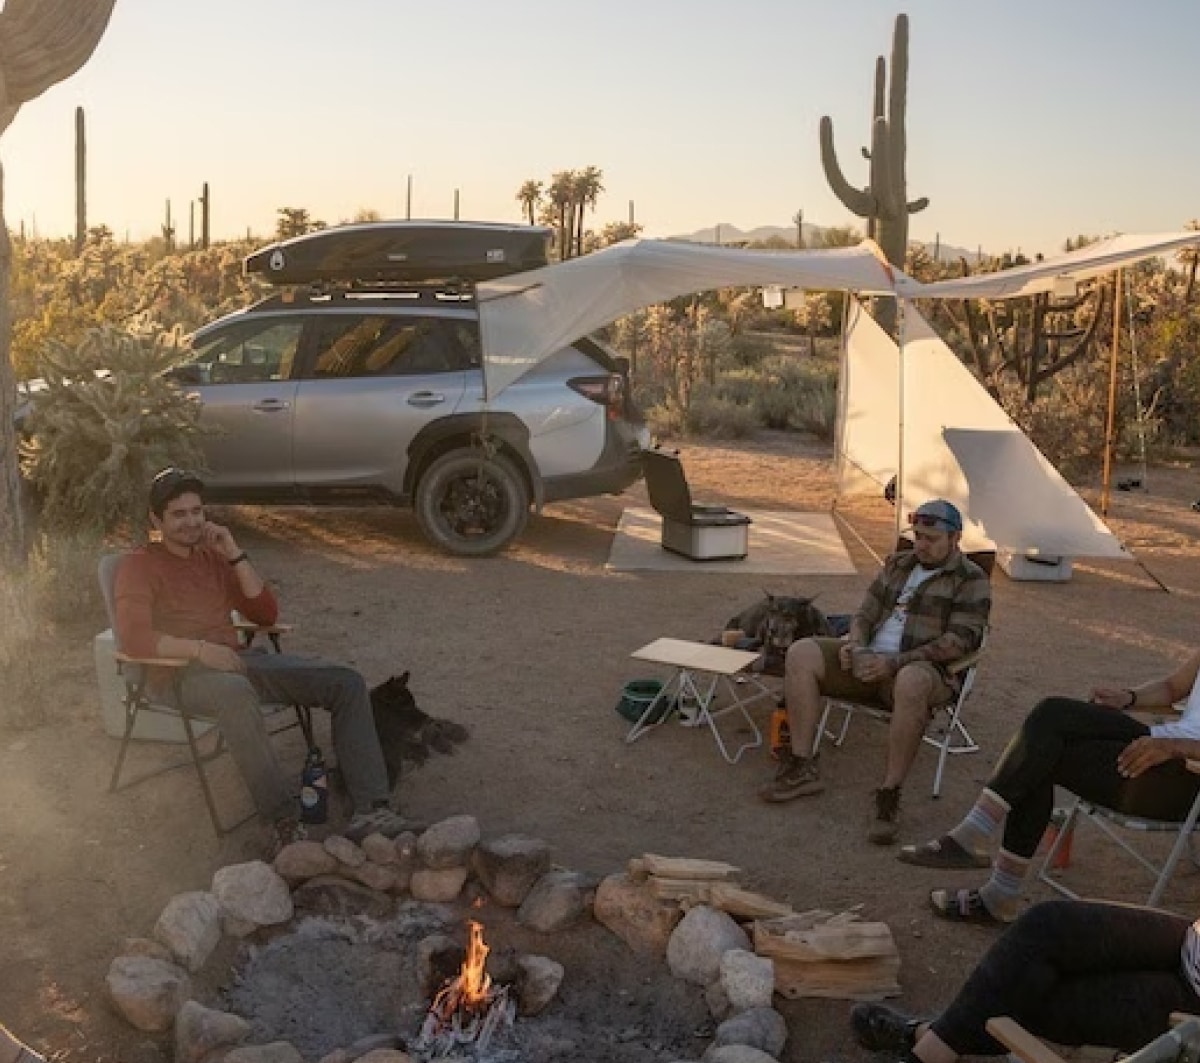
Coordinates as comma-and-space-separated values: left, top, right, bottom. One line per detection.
98, 553, 315, 836
985, 1014, 1200, 1063
1035, 759, 1200, 909
813, 639, 985, 798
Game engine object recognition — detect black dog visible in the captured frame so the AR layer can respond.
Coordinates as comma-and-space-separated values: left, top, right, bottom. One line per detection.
724, 593, 833, 672
369, 672, 470, 788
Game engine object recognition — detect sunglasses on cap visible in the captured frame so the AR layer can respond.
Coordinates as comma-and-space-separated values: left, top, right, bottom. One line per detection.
908, 512, 953, 530
152, 467, 200, 489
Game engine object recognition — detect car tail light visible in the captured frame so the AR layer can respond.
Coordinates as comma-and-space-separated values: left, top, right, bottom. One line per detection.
568, 373, 625, 419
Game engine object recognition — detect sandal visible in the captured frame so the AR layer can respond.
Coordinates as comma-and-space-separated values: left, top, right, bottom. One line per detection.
929, 887, 1011, 926
898, 834, 990, 869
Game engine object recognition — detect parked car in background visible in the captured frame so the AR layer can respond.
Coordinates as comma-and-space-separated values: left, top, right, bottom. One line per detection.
161, 222, 647, 556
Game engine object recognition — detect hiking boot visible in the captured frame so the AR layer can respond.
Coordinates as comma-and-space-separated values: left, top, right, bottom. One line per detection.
868, 786, 902, 845
759, 752, 825, 803
850, 1002, 926, 1053
345, 806, 427, 843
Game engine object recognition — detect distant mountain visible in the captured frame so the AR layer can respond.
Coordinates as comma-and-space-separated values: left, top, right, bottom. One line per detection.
668, 222, 982, 266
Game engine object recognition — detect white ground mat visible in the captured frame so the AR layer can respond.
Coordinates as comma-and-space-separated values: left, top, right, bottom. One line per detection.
606, 508, 857, 575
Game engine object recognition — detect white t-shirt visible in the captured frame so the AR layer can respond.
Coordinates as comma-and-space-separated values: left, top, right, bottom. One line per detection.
869, 565, 940, 655
1151, 669, 1200, 741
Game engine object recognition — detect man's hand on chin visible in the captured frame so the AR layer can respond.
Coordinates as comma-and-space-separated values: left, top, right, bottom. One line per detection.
202, 520, 241, 560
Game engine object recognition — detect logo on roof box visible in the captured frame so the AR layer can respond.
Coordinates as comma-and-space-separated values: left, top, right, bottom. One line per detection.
269, 250, 286, 271
386, 253, 409, 261
486, 249, 506, 262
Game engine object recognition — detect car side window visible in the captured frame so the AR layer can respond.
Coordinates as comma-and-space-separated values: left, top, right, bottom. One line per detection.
305, 315, 476, 378
178, 319, 303, 385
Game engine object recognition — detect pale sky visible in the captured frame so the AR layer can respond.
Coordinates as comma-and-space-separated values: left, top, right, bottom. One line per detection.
6, 0, 1199, 256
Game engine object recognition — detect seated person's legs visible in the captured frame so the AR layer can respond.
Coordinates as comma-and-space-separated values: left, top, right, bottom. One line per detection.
761, 637, 886, 803
867, 661, 954, 846
241, 653, 412, 839
179, 669, 295, 825
852, 900, 1199, 1061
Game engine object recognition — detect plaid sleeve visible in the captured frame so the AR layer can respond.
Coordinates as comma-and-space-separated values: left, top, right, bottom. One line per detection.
897, 567, 991, 667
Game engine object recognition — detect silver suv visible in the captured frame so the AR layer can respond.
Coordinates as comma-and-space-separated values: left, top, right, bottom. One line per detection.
170, 283, 647, 556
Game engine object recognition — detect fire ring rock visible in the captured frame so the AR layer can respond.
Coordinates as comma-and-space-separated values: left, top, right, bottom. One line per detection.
667, 906, 752, 986
212, 861, 294, 929
515, 954, 565, 1017
719, 949, 775, 1012
702, 1045, 780, 1063
593, 872, 682, 955
712, 1007, 788, 1058
273, 840, 338, 883
472, 835, 553, 907
174, 1000, 252, 1063
105, 955, 191, 1032
416, 815, 481, 869
516, 869, 593, 931
224, 1042, 306, 1063
152, 891, 222, 972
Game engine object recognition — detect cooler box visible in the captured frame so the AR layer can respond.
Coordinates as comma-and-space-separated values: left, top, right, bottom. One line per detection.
661, 516, 750, 562
642, 448, 751, 562
94, 628, 214, 743
997, 550, 1074, 582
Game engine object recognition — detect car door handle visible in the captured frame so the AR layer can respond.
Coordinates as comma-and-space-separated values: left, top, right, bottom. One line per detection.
252, 399, 291, 412
406, 392, 446, 408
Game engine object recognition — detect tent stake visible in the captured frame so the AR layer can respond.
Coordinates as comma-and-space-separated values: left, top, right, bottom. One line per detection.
1100, 270, 1123, 516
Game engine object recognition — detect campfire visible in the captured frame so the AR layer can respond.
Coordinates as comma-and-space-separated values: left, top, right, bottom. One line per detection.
415, 919, 516, 1059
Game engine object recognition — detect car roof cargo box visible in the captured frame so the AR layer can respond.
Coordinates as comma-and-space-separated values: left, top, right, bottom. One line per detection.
244, 221, 552, 287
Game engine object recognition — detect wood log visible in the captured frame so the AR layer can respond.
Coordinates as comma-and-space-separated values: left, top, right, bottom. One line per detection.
754, 919, 896, 962
772, 954, 901, 1001
755, 915, 901, 1001
645, 876, 712, 904
707, 883, 793, 920
641, 854, 742, 882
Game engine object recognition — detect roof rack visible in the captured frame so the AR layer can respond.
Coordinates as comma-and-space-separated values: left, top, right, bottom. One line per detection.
244, 220, 552, 288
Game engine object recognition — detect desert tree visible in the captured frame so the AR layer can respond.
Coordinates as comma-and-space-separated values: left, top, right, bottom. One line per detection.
0, 0, 118, 562
1179, 219, 1200, 303
543, 171, 575, 259
515, 180, 542, 225
572, 166, 603, 257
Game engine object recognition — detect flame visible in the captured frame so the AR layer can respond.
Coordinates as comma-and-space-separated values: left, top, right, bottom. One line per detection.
430, 919, 493, 1019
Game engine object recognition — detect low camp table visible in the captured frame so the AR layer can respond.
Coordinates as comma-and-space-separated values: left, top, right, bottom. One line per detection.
625, 638, 775, 763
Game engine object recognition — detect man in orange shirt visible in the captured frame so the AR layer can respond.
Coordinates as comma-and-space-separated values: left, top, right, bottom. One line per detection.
115, 468, 410, 848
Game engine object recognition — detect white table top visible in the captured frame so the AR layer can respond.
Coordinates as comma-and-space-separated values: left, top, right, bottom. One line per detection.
631, 637, 762, 675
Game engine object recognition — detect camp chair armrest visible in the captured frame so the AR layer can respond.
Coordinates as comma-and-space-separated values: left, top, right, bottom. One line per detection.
985, 1018, 1069, 1063
114, 651, 189, 667
946, 650, 983, 677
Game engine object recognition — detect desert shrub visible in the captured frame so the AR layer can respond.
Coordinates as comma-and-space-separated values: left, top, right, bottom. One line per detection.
995, 366, 1108, 481
21, 325, 210, 538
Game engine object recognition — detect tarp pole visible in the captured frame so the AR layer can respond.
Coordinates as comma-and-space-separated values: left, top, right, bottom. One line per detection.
895, 298, 907, 544
832, 295, 853, 495
1100, 270, 1123, 516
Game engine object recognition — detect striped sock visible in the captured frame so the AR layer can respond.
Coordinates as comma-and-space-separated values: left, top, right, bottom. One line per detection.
948, 788, 1010, 854
979, 848, 1030, 920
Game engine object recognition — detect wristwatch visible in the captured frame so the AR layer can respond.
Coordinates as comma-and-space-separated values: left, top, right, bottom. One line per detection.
228, 551, 249, 567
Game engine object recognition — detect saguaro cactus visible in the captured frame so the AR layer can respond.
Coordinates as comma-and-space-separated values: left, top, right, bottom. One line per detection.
200, 181, 210, 249
820, 12, 928, 331
74, 104, 86, 254
0, 0, 117, 560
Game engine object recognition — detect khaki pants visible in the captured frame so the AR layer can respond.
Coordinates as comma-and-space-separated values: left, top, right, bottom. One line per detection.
811, 637, 952, 710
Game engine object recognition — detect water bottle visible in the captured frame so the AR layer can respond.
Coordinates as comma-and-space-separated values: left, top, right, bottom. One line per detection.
299, 747, 328, 825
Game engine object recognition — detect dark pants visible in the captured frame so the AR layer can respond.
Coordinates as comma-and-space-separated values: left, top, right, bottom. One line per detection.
989, 697, 1200, 858
932, 900, 1199, 1055
177, 651, 390, 822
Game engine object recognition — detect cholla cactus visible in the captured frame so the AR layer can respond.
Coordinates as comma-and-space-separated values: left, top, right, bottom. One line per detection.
0, 0, 116, 559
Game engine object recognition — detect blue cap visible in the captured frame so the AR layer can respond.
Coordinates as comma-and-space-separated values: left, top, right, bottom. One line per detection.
909, 499, 963, 533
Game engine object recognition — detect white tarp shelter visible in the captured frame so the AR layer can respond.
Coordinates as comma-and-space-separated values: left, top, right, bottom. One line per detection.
477, 231, 1200, 400
475, 230, 1199, 564
837, 301, 1130, 559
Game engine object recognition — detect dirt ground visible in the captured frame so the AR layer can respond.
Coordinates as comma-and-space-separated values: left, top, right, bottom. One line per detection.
3, 432, 1200, 1063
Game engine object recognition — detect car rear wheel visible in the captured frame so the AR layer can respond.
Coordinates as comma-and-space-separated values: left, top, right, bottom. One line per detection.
414, 448, 530, 557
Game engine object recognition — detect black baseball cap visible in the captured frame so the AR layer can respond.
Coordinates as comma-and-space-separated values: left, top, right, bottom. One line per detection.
149, 467, 205, 515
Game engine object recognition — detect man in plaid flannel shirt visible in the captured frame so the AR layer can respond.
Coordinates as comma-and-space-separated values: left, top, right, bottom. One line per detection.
761, 499, 991, 844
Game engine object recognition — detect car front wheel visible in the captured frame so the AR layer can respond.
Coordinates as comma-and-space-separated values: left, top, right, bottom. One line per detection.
413, 448, 530, 557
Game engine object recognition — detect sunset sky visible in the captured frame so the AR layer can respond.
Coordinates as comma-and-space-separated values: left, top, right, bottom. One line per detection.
7, 0, 1199, 256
